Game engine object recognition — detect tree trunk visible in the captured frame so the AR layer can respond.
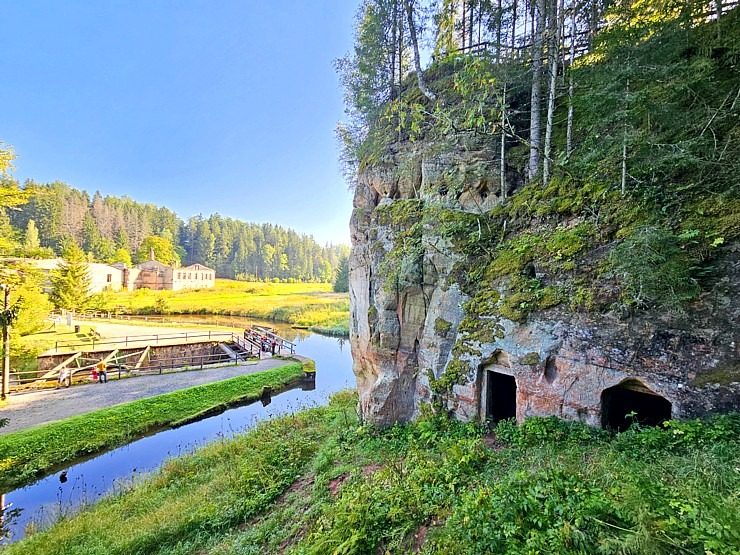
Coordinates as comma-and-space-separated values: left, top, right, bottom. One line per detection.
511, 0, 518, 57
566, 0, 576, 157
588, 0, 598, 52
404, 0, 436, 101
496, 0, 503, 62
462, 0, 467, 49
522, 0, 528, 48
478, 0, 483, 44
528, 0, 546, 182
469, 1, 475, 49
621, 79, 630, 196
501, 84, 508, 200
398, 3, 405, 140
391, 0, 398, 98
543, 0, 563, 186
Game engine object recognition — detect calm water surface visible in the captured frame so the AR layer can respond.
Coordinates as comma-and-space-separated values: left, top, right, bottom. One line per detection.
0, 327, 354, 544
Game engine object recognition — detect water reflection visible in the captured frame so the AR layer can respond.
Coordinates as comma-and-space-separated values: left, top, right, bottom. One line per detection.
0, 331, 354, 545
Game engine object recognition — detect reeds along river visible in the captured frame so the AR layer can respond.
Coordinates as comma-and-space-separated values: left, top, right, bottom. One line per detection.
0, 326, 355, 545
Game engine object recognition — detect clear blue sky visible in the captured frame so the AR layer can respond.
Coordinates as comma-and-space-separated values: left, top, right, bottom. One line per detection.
0, 0, 359, 245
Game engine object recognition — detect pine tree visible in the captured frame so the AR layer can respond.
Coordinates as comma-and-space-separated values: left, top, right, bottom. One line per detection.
333, 255, 350, 292
50, 240, 92, 311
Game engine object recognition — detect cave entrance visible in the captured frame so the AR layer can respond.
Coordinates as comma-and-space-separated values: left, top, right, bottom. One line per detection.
601, 380, 671, 431
486, 371, 517, 423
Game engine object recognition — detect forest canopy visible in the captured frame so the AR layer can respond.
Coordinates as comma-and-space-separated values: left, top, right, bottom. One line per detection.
0, 179, 348, 283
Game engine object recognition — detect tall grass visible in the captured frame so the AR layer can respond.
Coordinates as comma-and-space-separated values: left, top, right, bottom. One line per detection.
4, 391, 359, 555
6, 394, 739, 555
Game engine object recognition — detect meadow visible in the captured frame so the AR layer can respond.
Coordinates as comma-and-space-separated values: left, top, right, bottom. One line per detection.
111, 280, 350, 336
5, 391, 738, 555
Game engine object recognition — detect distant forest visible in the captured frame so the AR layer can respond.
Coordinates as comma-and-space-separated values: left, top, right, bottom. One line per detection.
1, 179, 348, 282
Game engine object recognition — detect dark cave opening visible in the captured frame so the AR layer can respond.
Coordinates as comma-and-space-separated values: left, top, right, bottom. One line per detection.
486, 371, 517, 423
601, 381, 672, 431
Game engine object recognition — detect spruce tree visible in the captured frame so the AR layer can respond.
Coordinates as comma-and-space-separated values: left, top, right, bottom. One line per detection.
333, 255, 350, 293
50, 239, 92, 311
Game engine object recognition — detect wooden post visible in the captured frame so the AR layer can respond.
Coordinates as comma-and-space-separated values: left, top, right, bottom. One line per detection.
1, 285, 10, 399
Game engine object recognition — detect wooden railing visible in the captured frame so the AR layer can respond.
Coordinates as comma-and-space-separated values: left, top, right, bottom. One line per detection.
244, 325, 296, 355
11, 336, 261, 389
53, 330, 235, 352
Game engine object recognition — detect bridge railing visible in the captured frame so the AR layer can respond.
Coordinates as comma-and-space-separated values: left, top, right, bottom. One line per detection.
53, 330, 235, 352
11, 349, 259, 390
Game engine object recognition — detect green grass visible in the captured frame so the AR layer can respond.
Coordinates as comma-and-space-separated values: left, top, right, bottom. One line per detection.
6, 393, 739, 555
0, 362, 305, 490
113, 279, 350, 336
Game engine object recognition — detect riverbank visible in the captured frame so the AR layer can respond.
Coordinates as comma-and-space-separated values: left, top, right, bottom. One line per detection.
0, 362, 307, 490
5, 394, 739, 554
114, 279, 350, 336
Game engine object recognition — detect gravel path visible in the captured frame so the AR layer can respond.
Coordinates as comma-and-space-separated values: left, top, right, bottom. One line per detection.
0, 358, 287, 435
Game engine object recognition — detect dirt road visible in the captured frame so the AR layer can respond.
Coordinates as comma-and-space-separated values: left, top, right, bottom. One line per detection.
0, 358, 287, 434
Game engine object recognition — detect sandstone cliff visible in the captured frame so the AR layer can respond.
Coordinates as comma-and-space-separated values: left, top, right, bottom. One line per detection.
349, 141, 739, 428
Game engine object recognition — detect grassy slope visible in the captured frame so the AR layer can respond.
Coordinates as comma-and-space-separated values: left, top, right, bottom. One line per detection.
0, 362, 305, 490
114, 279, 350, 335
7, 393, 739, 555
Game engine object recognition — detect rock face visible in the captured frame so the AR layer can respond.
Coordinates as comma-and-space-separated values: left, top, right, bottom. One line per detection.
349, 143, 740, 428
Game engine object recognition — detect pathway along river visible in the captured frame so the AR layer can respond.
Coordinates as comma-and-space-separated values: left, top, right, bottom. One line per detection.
0, 320, 355, 545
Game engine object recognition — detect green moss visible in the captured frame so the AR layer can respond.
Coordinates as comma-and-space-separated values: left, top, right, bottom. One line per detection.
462, 289, 501, 316
499, 292, 529, 323
375, 199, 423, 229
451, 338, 482, 358
520, 352, 541, 366
434, 317, 452, 336
544, 223, 595, 260
301, 359, 316, 374
569, 282, 597, 311
431, 358, 472, 395
375, 199, 425, 291
690, 362, 740, 387
684, 197, 740, 244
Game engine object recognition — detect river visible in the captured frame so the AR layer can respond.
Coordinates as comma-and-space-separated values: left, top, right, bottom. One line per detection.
0, 321, 355, 545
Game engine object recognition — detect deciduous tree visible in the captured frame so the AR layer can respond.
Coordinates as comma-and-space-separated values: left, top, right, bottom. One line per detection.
134, 235, 181, 266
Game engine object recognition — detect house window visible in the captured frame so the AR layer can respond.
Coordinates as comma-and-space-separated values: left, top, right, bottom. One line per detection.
188, 273, 191, 279
177, 272, 181, 279
106, 274, 112, 283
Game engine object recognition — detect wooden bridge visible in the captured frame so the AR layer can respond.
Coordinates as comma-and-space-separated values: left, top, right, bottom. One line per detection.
13, 327, 297, 391
240, 325, 296, 356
